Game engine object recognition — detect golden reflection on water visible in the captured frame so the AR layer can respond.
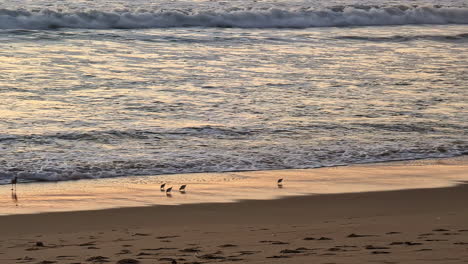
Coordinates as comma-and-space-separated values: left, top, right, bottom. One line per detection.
0, 25, 467, 195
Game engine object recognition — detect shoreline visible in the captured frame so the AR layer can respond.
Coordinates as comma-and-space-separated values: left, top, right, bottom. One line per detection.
1, 155, 467, 216
5, 154, 467, 186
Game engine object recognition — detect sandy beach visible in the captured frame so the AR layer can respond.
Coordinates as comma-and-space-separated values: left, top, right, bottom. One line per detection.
1, 157, 468, 263
2, 0, 467, 262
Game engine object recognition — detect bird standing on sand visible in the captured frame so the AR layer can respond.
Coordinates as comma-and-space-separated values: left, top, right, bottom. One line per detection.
277, 178, 283, 187
160, 183, 166, 191
179, 185, 187, 193
166, 187, 173, 197
11, 176, 17, 190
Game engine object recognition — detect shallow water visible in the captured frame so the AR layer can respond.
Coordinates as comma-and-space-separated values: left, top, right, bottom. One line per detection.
1, 157, 467, 215
0, 0, 467, 184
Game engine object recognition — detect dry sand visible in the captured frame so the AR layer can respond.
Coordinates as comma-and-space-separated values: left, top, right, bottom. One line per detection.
1, 157, 468, 263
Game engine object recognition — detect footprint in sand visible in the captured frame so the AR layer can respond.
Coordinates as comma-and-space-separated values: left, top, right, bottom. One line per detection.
197, 253, 225, 260
116, 249, 131, 255
389, 241, 422, 246
141, 247, 177, 251
259, 240, 289, 245
303, 237, 333, 241
347, 233, 376, 238
159, 257, 184, 262
16, 256, 35, 263
328, 247, 352, 252
280, 249, 303, 254
365, 245, 390, 250
78, 241, 96, 247
336, 245, 358, 249
416, 248, 433, 251
137, 252, 159, 256
156, 235, 180, 239
132, 233, 151, 237
236, 250, 261, 256
35, 242, 45, 247
218, 244, 238, 248
371, 251, 391, 254
179, 247, 202, 253
55, 255, 76, 259
433, 228, 450, 232
419, 233, 434, 236
117, 259, 140, 264
266, 255, 291, 258
86, 256, 109, 262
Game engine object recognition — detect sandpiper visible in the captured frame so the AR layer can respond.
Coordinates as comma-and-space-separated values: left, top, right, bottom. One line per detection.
166, 187, 173, 197
11, 176, 17, 191
277, 178, 283, 187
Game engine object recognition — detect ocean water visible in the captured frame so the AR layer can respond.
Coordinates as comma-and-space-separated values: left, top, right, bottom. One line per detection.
0, 0, 467, 184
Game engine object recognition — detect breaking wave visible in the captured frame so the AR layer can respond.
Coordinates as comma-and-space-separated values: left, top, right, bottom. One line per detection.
0, 128, 467, 184
335, 33, 468, 42
0, 6, 468, 29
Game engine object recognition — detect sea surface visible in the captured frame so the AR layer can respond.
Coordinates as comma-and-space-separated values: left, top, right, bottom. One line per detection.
0, 0, 467, 184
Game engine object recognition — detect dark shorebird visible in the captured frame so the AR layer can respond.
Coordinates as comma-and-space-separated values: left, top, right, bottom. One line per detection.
160, 183, 166, 191
179, 185, 187, 193
277, 178, 283, 187
166, 187, 173, 197
11, 176, 17, 190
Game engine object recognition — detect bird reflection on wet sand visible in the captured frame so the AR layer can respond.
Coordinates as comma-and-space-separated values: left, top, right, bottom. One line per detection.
11, 190, 18, 206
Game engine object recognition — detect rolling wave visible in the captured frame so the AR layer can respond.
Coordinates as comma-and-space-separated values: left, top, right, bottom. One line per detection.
335, 33, 468, 42
0, 6, 467, 30
0, 128, 466, 184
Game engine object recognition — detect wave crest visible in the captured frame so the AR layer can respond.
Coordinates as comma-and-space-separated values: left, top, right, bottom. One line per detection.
0, 6, 467, 29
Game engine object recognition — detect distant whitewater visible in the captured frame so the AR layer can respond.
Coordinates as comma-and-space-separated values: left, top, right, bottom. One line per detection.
1, 6, 468, 29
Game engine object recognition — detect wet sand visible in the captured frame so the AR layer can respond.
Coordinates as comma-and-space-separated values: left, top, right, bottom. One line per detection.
1, 157, 468, 263
1, 156, 468, 215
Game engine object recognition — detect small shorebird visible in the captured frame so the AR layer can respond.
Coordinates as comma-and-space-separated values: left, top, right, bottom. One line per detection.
160, 183, 166, 191
179, 185, 187, 193
166, 187, 173, 197
277, 178, 283, 187
11, 176, 17, 190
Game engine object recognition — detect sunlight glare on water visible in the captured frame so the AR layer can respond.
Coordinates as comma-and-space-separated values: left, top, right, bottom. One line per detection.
0, 0, 467, 183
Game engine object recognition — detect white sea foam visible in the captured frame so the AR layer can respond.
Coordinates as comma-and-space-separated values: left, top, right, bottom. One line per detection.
0, 6, 467, 29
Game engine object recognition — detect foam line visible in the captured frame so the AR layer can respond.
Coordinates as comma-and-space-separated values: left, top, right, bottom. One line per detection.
0, 6, 467, 29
